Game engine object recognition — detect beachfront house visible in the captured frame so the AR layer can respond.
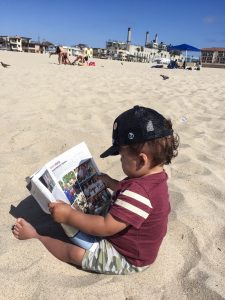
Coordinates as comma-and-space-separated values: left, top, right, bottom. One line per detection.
22, 39, 40, 53
73, 44, 93, 58
0, 35, 55, 53
201, 48, 225, 68
93, 48, 108, 59
0, 36, 12, 50
0, 35, 30, 51
62, 45, 93, 58
23, 40, 54, 54
10, 36, 24, 51
62, 46, 81, 57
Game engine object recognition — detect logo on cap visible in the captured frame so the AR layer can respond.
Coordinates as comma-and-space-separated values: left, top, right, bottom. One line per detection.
146, 120, 154, 132
128, 132, 134, 140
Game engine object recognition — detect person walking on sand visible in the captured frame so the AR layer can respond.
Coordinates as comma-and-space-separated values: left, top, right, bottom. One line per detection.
12, 105, 179, 275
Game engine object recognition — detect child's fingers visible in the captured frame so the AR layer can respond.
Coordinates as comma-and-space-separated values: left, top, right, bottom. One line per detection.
48, 203, 54, 210
48, 202, 55, 214
55, 200, 65, 204
97, 173, 106, 179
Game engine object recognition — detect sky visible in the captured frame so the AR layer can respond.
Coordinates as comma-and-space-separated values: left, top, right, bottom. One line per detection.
0, 0, 225, 49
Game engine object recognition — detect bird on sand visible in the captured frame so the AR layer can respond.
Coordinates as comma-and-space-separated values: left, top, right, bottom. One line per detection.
160, 74, 169, 80
1, 61, 11, 68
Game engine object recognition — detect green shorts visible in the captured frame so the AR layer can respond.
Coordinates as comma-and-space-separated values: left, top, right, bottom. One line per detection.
82, 239, 149, 275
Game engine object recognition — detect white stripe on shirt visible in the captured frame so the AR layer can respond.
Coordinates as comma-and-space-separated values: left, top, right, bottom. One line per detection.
120, 190, 152, 208
115, 199, 149, 219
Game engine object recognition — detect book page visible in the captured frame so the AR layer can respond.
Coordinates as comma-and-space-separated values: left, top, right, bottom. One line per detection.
57, 158, 111, 216
28, 142, 112, 243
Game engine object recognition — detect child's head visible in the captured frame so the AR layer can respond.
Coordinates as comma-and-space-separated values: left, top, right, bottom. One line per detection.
100, 105, 179, 177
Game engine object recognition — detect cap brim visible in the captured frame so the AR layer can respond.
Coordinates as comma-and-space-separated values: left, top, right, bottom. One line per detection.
100, 145, 119, 158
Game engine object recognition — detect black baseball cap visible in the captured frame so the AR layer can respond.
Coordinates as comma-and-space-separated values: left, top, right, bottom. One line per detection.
100, 105, 173, 158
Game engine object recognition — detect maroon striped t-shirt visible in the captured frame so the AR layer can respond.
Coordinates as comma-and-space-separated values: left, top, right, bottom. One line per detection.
107, 171, 170, 267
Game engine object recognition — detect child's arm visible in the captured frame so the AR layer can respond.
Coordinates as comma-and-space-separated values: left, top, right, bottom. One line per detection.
98, 173, 119, 192
49, 202, 128, 237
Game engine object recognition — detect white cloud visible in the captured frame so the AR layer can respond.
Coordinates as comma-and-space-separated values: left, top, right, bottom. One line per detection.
203, 16, 216, 24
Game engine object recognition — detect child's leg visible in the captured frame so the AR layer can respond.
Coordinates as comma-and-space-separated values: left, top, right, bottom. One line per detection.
12, 218, 85, 266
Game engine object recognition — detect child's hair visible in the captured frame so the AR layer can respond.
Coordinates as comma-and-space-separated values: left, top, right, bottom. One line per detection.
126, 119, 179, 168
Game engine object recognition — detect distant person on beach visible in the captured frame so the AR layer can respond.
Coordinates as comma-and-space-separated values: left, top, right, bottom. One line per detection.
72, 54, 89, 66
49, 46, 70, 65
61, 52, 71, 65
194, 61, 201, 71
12, 105, 179, 275
168, 59, 179, 69
174, 59, 179, 68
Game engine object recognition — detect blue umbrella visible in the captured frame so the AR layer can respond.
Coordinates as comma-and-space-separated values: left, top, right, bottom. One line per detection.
169, 44, 200, 52
169, 44, 200, 61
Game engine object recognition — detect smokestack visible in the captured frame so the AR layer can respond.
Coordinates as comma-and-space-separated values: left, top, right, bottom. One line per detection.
127, 27, 131, 44
155, 33, 158, 44
145, 31, 149, 46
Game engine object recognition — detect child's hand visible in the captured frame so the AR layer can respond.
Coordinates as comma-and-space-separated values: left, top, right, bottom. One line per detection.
98, 173, 119, 191
48, 202, 71, 224
97, 173, 112, 187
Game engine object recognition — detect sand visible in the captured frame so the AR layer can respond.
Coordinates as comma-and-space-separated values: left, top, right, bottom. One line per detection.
0, 51, 225, 300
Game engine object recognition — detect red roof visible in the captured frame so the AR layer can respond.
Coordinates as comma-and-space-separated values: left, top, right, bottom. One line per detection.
201, 48, 225, 51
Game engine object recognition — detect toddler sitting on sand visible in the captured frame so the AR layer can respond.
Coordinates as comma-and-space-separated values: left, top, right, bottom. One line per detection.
12, 105, 179, 275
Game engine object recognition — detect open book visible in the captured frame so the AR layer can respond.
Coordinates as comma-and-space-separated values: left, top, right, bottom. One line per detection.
26, 142, 111, 249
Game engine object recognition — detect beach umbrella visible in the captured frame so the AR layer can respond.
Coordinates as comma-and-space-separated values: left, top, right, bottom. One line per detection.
169, 44, 200, 61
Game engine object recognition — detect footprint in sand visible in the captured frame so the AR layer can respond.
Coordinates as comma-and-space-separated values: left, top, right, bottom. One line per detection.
183, 161, 211, 176
172, 161, 211, 177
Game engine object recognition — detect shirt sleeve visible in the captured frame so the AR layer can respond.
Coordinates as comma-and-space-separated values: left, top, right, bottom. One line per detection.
109, 181, 152, 229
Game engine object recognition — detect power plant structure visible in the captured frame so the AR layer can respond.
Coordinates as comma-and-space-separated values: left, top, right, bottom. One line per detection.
127, 27, 132, 45
106, 27, 169, 62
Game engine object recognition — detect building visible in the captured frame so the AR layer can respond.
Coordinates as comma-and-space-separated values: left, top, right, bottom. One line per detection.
23, 40, 42, 53
201, 48, 225, 68
0, 35, 30, 51
106, 40, 169, 63
23, 40, 54, 53
106, 28, 170, 63
0, 35, 55, 53
93, 48, 108, 59
62, 46, 82, 57
73, 44, 93, 57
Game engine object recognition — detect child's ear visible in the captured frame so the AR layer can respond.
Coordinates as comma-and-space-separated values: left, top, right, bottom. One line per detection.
137, 153, 149, 169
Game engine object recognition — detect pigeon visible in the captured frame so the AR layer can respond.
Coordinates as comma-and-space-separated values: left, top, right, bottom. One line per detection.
1, 61, 11, 68
160, 74, 169, 80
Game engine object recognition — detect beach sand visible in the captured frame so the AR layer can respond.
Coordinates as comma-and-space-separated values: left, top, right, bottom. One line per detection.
1, 51, 225, 299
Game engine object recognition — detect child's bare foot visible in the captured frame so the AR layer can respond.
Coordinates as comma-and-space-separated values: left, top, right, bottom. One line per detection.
12, 218, 39, 240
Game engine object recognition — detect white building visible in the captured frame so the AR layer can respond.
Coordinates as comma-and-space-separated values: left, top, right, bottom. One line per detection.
62, 46, 82, 56
0, 35, 51, 53
0, 35, 29, 51
63, 46, 93, 58
106, 29, 170, 62
106, 41, 169, 62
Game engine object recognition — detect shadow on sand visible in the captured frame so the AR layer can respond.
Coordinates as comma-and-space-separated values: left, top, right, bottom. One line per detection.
9, 196, 71, 243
